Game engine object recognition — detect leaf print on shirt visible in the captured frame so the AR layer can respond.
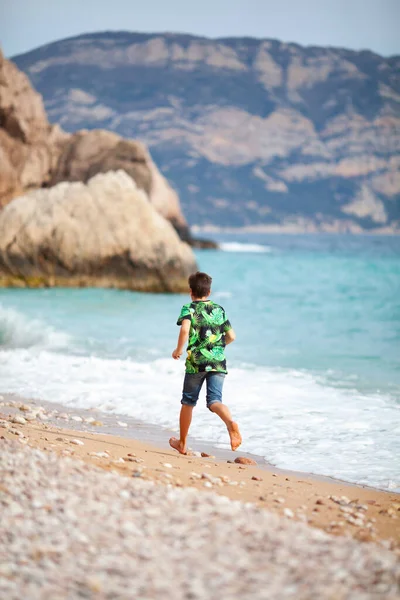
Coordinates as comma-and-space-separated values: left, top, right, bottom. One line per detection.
210, 307, 225, 325
177, 300, 232, 374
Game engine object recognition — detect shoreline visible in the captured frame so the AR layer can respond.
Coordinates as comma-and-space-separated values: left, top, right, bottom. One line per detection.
1, 392, 395, 494
190, 225, 400, 236
1, 393, 399, 551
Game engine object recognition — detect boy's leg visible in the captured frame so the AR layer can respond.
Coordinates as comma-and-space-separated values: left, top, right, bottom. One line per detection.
206, 373, 242, 451
169, 405, 193, 454
169, 373, 205, 454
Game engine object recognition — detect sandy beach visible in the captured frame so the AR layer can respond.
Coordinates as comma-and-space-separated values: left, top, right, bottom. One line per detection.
1, 393, 399, 551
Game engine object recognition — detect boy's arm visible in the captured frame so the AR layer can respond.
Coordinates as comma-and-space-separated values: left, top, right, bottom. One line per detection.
225, 327, 236, 345
172, 319, 191, 359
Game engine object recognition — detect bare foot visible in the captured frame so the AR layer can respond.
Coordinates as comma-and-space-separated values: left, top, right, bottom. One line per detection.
228, 422, 242, 451
169, 437, 187, 455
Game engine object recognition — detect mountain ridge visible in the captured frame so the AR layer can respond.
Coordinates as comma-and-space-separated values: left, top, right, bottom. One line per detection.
11, 31, 400, 233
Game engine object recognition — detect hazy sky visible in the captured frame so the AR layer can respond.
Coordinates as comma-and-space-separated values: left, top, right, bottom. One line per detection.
1, 0, 399, 58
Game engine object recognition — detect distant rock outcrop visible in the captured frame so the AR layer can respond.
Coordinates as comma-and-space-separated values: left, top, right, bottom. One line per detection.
12, 32, 399, 232
0, 171, 197, 292
0, 48, 189, 238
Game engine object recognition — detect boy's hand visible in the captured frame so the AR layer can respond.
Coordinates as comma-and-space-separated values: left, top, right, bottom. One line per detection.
172, 349, 182, 360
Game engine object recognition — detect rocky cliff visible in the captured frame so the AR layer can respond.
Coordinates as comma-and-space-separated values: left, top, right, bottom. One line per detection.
0, 171, 197, 292
11, 32, 400, 233
0, 48, 189, 237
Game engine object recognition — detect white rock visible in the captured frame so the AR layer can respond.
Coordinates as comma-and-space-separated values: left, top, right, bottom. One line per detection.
24, 413, 37, 421
70, 439, 84, 446
162, 463, 173, 469
117, 421, 128, 427
11, 415, 26, 425
37, 413, 49, 421
283, 508, 294, 519
89, 452, 109, 458
71, 416, 83, 422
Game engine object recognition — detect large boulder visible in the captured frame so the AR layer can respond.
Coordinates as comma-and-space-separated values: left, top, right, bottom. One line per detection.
0, 49, 66, 207
50, 129, 188, 232
0, 50, 190, 238
0, 171, 197, 293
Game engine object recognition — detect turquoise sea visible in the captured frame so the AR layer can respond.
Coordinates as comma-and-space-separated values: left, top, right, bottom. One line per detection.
1, 233, 399, 490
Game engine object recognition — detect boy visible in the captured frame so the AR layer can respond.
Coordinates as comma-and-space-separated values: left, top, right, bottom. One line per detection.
170, 271, 242, 455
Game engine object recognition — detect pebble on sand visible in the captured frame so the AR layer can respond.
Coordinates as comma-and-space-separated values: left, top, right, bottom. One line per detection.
234, 457, 257, 466
11, 415, 27, 425
70, 439, 84, 446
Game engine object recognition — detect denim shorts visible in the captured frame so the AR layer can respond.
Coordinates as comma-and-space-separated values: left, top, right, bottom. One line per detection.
181, 372, 225, 409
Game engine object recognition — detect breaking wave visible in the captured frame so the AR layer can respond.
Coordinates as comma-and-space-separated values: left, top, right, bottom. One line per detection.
0, 305, 71, 350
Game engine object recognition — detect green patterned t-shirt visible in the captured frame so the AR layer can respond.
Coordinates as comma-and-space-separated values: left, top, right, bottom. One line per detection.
177, 300, 232, 374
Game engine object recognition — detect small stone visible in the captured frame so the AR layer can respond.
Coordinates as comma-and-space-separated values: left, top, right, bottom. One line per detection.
203, 481, 213, 488
201, 452, 214, 458
162, 463, 173, 468
24, 413, 36, 421
70, 439, 84, 446
283, 508, 294, 518
117, 421, 128, 427
127, 453, 136, 457
19, 404, 31, 412
234, 457, 257, 466
132, 471, 142, 478
315, 498, 325, 505
251, 476, 263, 481
71, 415, 83, 422
90, 421, 104, 427
89, 451, 109, 458
10, 428, 24, 437
37, 413, 48, 421
11, 415, 26, 425
275, 497, 285, 504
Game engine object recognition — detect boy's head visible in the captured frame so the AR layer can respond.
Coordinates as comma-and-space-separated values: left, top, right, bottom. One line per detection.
188, 271, 212, 299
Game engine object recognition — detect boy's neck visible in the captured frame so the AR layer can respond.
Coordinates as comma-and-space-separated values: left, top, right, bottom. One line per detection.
191, 295, 210, 302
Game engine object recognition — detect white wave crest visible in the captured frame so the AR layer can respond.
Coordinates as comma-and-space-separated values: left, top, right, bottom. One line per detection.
0, 305, 71, 350
219, 242, 272, 253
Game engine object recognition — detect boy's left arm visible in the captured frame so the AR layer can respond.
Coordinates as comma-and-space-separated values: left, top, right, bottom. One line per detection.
172, 319, 191, 359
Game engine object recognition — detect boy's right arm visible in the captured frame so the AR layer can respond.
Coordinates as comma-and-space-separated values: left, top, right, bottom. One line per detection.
172, 319, 191, 359
225, 328, 236, 345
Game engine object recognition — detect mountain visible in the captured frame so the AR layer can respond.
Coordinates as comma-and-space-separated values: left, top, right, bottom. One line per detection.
12, 31, 400, 232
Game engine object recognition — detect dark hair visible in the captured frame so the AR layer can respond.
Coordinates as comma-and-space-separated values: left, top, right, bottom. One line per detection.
188, 271, 212, 298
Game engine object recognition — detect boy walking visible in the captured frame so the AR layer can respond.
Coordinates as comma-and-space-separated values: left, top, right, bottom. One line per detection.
170, 271, 242, 455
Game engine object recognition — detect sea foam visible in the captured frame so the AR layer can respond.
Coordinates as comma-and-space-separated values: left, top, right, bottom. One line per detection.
219, 242, 272, 253
0, 305, 71, 350
1, 344, 399, 492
